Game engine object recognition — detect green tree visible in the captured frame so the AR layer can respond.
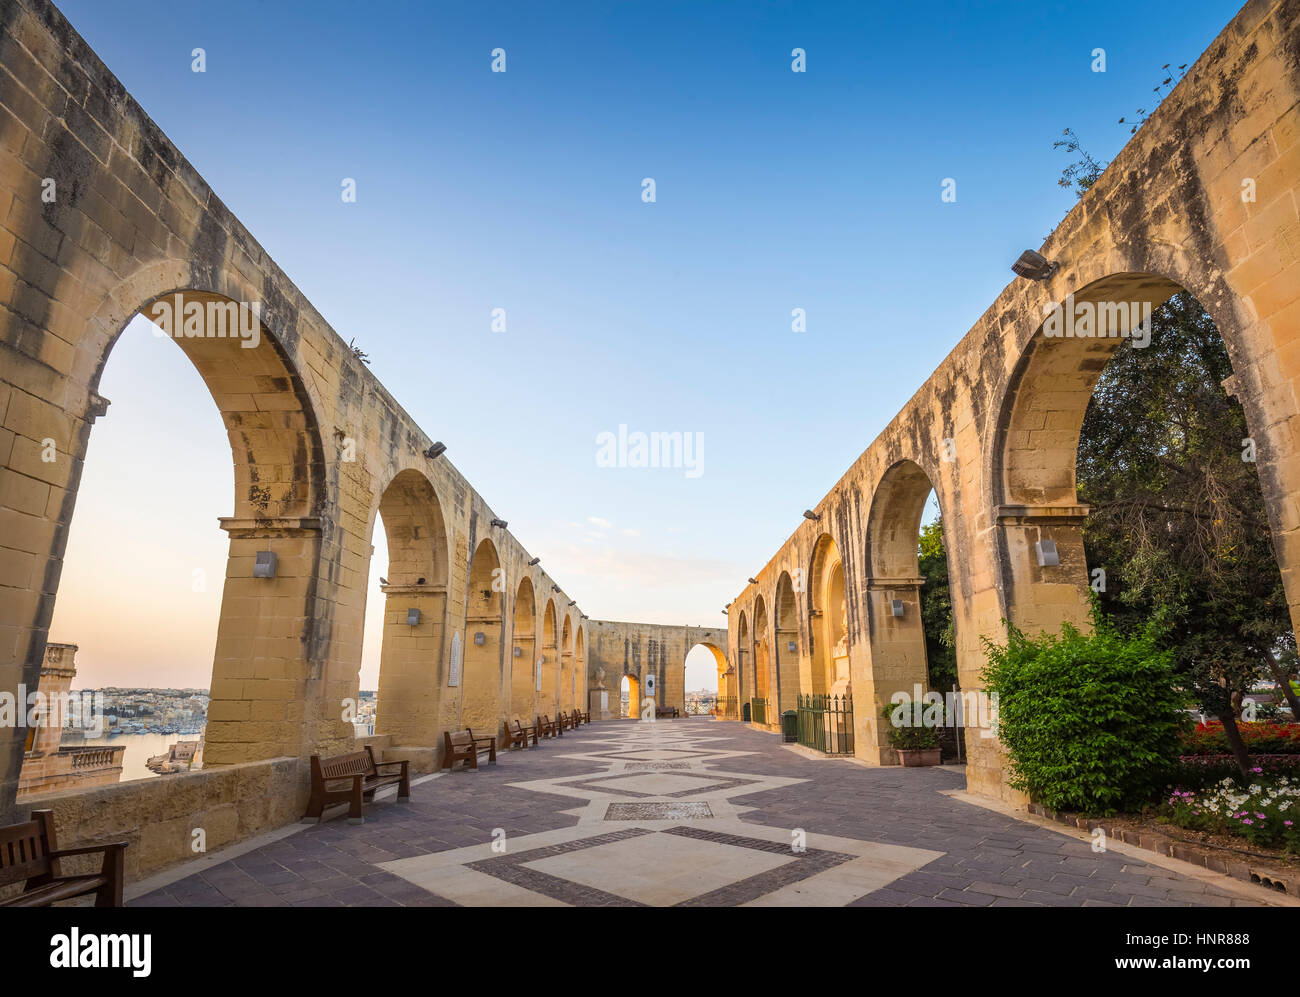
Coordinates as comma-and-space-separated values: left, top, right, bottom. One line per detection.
1077, 292, 1299, 775
918, 519, 957, 690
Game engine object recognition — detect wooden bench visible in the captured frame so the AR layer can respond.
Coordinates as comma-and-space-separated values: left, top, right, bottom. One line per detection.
536, 714, 560, 739
576, 708, 590, 724
503, 718, 537, 749
655, 705, 680, 718
0, 810, 127, 907
443, 729, 497, 770
557, 711, 572, 731
305, 745, 411, 824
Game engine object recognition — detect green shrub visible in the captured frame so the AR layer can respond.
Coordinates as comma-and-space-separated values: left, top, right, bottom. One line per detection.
881, 700, 941, 750
981, 608, 1191, 815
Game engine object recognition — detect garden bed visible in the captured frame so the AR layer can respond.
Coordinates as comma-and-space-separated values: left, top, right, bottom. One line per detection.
1027, 802, 1297, 896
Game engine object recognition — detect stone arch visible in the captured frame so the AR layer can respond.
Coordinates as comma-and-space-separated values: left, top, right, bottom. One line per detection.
574, 626, 586, 714
689, 642, 731, 716
733, 611, 749, 718
540, 599, 558, 716
619, 673, 640, 719
751, 595, 772, 724
808, 534, 849, 695
462, 538, 504, 734
988, 269, 1267, 634
773, 571, 800, 713
371, 467, 449, 745
862, 458, 948, 758
37, 274, 332, 769
510, 576, 537, 721
561, 614, 574, 712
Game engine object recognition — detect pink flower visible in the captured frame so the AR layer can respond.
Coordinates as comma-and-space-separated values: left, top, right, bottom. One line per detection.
1242, 819, 1254, 825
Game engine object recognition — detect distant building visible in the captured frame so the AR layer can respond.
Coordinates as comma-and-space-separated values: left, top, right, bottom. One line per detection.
18, 643, 125, 796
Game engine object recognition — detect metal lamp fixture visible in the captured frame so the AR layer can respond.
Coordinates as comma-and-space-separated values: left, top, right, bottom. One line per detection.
474, 631, 486, 645
787, 641, 796, 653
803, 510, 821, 521
513, 646, 523, 657
748, 577, 758, 585
490, 518, 507, 529
1035, 540, 1060, 567
890, 599, 905, 618
424, 441, 446, 459
406, 608, 421, 625
1011, 249, 1060, 281
253, 551, 277, 578
528, 557, 540, 566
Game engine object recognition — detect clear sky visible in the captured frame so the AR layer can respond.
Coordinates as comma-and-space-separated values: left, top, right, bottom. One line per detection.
45, 0, 1241, 689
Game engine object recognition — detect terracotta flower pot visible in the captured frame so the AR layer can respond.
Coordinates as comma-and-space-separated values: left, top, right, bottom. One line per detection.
897, 747, 942, 767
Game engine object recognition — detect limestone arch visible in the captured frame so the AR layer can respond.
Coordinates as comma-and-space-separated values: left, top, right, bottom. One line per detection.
808, 534, 850, 695
561, 614, 574, 712
751, 595, 772, 723
510, 576, 537, 722
540, 599, 558, 717
574, 626, 586, 713
370, 467, 449, 744
56, 273, 330, 767
863, 458, 956, 756
462, 538, 504, 734
689, 642, 731, 716
732, 611, 749, 717
773, 571, 800, 712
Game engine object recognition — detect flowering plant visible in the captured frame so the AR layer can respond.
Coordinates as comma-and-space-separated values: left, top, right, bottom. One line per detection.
1180, 721, 1300, 756
1163, 771, 1300, 851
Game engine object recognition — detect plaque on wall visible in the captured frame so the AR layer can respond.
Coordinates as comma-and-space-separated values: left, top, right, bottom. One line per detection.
449, 631, 462, 687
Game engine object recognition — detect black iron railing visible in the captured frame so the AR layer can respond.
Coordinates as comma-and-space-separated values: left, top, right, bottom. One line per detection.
796, 693, 854, 755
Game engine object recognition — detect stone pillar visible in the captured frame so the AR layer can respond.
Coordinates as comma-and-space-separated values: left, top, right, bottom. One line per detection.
965, 504, 1091, 802
204, 516, 329, 766
855, 577, 929, 765
375, 583, 446, 746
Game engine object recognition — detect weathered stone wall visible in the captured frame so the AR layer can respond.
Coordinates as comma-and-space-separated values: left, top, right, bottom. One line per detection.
727, 0, 1300, 800
585, 620, 729, 718
0, 0, 593, 831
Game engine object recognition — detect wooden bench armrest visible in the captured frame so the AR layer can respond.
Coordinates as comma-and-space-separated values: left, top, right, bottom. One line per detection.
48, 841, 129, 858
320, 774, 366, 788
371, 759, 409, 773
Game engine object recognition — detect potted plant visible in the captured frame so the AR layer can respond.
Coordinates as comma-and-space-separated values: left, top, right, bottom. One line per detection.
881, 702, 942, 766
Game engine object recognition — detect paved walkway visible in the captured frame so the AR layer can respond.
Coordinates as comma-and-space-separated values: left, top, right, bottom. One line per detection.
132, 720, 1277, 907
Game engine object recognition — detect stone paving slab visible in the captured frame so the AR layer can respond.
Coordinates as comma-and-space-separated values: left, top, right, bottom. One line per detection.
130, 719, 1278, 908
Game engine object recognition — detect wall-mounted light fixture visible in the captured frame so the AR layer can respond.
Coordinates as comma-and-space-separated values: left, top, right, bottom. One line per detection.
528, 557, 540, 566
424, 441, 447, 459
513, 646, 523, 657
406, 608, 421, 625
890, 599, 905, 618
1035, 540, 1060, 567
568, 600, 576, 606
748, 577, 758, 585
253, 551, 277, 578
787, 641, 797, 653
474, 632, 486, 645
722, 608, 728, 615
1011, 249, 1060, 281
803, 510, 821, 521
490, 518, 507, 529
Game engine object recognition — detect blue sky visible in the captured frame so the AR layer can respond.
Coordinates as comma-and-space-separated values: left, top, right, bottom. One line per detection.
46, 0, 1241, 688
